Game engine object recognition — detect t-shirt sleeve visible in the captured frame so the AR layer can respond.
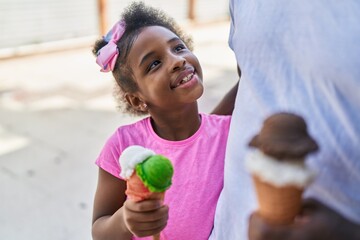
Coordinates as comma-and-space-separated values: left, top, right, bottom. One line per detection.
95, 131, 123, 179
228, 0, 235, 51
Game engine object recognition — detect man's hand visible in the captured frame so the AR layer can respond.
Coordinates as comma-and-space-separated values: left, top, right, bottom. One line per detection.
248, 198, 360, 240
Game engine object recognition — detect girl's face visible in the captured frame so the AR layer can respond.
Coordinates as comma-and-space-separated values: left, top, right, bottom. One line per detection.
127, 26, 203, 112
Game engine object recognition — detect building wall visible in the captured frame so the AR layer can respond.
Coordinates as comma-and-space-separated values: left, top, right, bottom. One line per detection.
0, 0, 229, 49
0, 0, 98, 48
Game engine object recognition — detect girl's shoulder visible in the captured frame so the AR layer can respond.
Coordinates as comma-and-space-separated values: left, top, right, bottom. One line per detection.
96, 117, 152, 179
201, 112, 231, 119
201, 112, 231, 125
115, 117, 150, 133
106, 117, 151, 148
198, 113, 231, 135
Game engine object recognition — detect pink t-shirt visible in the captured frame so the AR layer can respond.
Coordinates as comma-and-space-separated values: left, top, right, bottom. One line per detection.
95, 113, 231, 240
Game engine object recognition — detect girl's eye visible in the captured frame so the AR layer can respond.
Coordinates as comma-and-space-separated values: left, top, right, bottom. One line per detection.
148, 60, 161, 71
174, 44, 186, 52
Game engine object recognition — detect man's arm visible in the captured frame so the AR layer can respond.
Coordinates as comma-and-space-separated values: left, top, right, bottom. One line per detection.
248, 198, 360, 240
211, 65, 241, 115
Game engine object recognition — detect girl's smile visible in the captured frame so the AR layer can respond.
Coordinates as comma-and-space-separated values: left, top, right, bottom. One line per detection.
171, 68, 196, 89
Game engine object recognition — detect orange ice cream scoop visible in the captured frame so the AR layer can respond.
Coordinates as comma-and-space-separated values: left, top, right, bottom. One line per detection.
126, 173, 152, 202
126, 171, 166, 202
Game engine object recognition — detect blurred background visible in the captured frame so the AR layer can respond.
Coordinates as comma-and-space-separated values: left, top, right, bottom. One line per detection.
0, 0, 237, 239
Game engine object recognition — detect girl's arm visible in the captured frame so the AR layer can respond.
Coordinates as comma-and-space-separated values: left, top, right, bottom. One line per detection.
92, 168, 132, 239
92, 168, 169, 240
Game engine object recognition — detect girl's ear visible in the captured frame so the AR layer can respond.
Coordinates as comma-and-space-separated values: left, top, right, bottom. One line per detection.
124, 93, 148, 112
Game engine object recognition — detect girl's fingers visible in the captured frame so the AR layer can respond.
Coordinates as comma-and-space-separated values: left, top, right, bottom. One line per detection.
123, 200, 169, 236
125, 199, 163, 212
125, 204, 169, 223
130, 216, 168, 232
123, 203, 169, 237
133, 225, 166, 238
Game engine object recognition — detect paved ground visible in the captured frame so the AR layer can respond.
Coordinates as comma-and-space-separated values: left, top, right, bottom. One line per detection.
0, 21, 237, 240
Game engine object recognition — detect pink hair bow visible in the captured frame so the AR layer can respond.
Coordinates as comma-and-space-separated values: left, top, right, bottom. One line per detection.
96, 20, 126, 72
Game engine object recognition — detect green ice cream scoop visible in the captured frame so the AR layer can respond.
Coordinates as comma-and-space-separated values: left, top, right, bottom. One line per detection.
135, 155, 174, 192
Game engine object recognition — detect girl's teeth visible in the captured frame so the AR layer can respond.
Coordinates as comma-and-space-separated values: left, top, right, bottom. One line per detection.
176, 73, 194, 87
183, 73, 193, 82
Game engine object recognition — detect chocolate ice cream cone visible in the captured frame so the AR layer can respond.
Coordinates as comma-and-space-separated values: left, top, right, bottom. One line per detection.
246, 112, 319, 225
253, 175, 303, 224
152, 233, 160, 240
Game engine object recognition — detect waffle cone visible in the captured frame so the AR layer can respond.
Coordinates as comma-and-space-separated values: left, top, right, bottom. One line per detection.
253, 175, 303, 225
126, 173, 165, 239
126, 173, 165, 202
152, 233, 160, 240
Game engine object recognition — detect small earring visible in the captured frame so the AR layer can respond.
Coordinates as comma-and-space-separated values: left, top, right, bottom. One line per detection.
141, 103, 148, 111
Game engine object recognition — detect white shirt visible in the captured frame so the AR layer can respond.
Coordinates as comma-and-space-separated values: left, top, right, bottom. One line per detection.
210, 1, 360, 239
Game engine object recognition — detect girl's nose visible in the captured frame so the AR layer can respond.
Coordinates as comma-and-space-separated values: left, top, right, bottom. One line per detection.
170, 55, 186, 72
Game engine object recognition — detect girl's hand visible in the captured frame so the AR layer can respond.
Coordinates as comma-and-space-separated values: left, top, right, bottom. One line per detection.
123, 199, 169, 238
248, 198, 360, 240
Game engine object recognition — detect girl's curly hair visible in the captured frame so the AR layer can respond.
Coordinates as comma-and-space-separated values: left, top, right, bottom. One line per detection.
92, 1, 193, 115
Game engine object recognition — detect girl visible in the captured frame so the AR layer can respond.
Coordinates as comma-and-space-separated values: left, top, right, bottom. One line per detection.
91, 2, 231, 239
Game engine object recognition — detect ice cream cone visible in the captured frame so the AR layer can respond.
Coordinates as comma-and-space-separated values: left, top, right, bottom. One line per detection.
126, 173, 165, 202
120, 145, 174, 240
246, 113, 318, 225
253, 175, 303, 224
126, 173, 165, 240
152, 233, 160, 240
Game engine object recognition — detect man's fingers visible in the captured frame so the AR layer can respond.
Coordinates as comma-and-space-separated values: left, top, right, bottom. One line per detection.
248, 212, 293, 240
